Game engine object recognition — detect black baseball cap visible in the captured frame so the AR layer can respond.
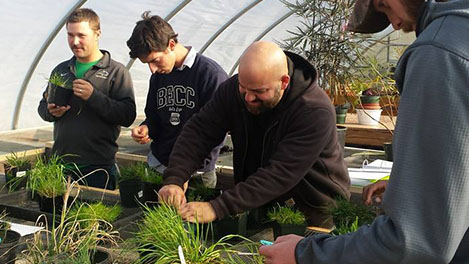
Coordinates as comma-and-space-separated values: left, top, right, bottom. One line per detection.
347, 0, 390, 33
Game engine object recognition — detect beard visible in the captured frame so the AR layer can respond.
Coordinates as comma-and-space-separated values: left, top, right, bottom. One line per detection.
243, 85, 282, 115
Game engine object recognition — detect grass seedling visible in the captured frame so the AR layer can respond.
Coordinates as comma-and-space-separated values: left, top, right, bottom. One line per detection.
22, 179, 119, 263
267, 204, 306, 225
141, 167, 163, 185
49, 72, 72, 89
67, 202, 122, 230
118, 162, 147, 183
27, 155, 68, 198
135, 202, 242, 264
328, 197, 378, 235
186, 181, 220, 202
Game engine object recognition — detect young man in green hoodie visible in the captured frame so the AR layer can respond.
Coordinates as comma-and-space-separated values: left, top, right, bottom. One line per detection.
260, 0, 469, 263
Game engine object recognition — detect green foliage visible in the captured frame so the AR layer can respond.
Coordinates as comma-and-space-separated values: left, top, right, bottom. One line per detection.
267, 205, 306, 225
332, 216, 360, 235
0, 210, 10, 231
67, 202, 122, 229
49, 72, 72, 89
186, 181, 220, 202
281, 0, 383, 97
119, 162, 164, 185
141, 167, 163, 185
27, 155, 68, 198
135, 202, 240, 264
23, 182, 118, 263
4, 151, 31, 171
329, 198, 377, 235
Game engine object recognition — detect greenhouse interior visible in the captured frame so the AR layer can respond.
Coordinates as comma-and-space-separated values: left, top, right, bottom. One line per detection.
1, 0, 468, 263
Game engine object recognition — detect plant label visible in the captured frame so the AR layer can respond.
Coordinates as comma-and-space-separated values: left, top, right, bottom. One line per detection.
138, 190, 143, 198
16, 171, 26, 177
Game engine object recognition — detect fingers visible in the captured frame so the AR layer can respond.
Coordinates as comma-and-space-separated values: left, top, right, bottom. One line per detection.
73, 79, 93, 100
159, 185, 184, 208
48, 104, 70, 117
363, 180, 387, 205
131, 126, 150, 144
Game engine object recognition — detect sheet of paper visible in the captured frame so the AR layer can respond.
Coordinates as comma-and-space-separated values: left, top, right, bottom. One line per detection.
3, 221, 44, 236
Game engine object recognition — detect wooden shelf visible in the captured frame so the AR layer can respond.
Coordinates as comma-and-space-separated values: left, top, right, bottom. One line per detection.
340, 113, 396, 147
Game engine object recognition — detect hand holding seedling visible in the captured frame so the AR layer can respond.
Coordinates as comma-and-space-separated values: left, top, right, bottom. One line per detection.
73, 79, 93, 100
47, 103, 70, 117
131, 125, 151, 144
259, 234, 303, 264
362, 180, 388, 205
179, 201, 217, 223
159, 184, 187, 207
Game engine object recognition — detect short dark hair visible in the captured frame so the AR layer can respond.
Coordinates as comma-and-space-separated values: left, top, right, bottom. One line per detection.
66, 8, 100, 32
126, 11, 179, 59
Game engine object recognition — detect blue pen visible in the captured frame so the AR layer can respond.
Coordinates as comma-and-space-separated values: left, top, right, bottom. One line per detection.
260, 239, 273, 246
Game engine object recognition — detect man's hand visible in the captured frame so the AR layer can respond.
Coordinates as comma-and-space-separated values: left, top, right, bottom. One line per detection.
259, 234, 303, 264
159, 184, 186, 207
362, 180, 388, 205
73, 79, 94, 100
47, 103, 70, 117
131, 125, 151, 144
179, 202, 217, 223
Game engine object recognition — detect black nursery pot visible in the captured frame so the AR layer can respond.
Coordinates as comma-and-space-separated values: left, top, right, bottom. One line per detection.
39, 195, 64, 214
0, 230, 22, 264
214, 212, 248, 239
272, 222, 306, 239
119, 179, 143, 208
143, 182, 162, 205
48, 83, 73, 107
4, 165, 30, 190
92, 249, 111, 264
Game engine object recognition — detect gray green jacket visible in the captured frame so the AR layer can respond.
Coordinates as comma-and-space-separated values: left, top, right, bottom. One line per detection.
38, 50, 136, 165
296, 1, 469, 263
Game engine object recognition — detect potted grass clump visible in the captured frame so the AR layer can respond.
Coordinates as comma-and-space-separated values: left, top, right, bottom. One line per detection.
3, 151, 31, 192
118, 163, 144, 208
328, 197, 378, 235
141, 166, 163, 205
68, 202, 122, 231
22, 181, 118, 264
27, 155, 68, 214
267, 204, 306, 239
135, 202, 242, 264
186, 181, 247, 241
47, 71, 74, 107
0, 211, 22, 263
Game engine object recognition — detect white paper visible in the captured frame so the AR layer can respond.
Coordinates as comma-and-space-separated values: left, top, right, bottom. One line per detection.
4, 221, 44, 236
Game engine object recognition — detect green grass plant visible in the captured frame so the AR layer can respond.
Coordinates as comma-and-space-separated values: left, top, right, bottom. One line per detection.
267, 204, 306, 225
329, 198, 376, 228
187, 181, 220, 202
27, 155, 68, 198
141, 167, 163, 185
135, 202, 241, 264
328, 197, 377, 235
49, 72, 72, 89
118, 162, 147, 183
22, 180, 119, 263
67, 202, 122, 229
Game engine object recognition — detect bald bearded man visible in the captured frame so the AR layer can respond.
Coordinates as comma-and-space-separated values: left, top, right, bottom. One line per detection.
159, 41, 350, 227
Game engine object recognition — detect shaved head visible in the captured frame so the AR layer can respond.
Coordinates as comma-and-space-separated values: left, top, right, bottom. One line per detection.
238, 41, 290, 115
239, 41, 288, 85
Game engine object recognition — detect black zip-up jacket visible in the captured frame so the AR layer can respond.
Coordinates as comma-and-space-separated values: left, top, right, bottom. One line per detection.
38, 50, 136, 165
164, 51, 350, 220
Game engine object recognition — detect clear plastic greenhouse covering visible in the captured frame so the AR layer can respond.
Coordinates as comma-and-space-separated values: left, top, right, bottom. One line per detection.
0, 0, 308, 131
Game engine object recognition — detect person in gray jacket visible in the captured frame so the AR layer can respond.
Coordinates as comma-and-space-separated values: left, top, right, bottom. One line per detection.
38, 8, 136, 190
260, 0, 469, 263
